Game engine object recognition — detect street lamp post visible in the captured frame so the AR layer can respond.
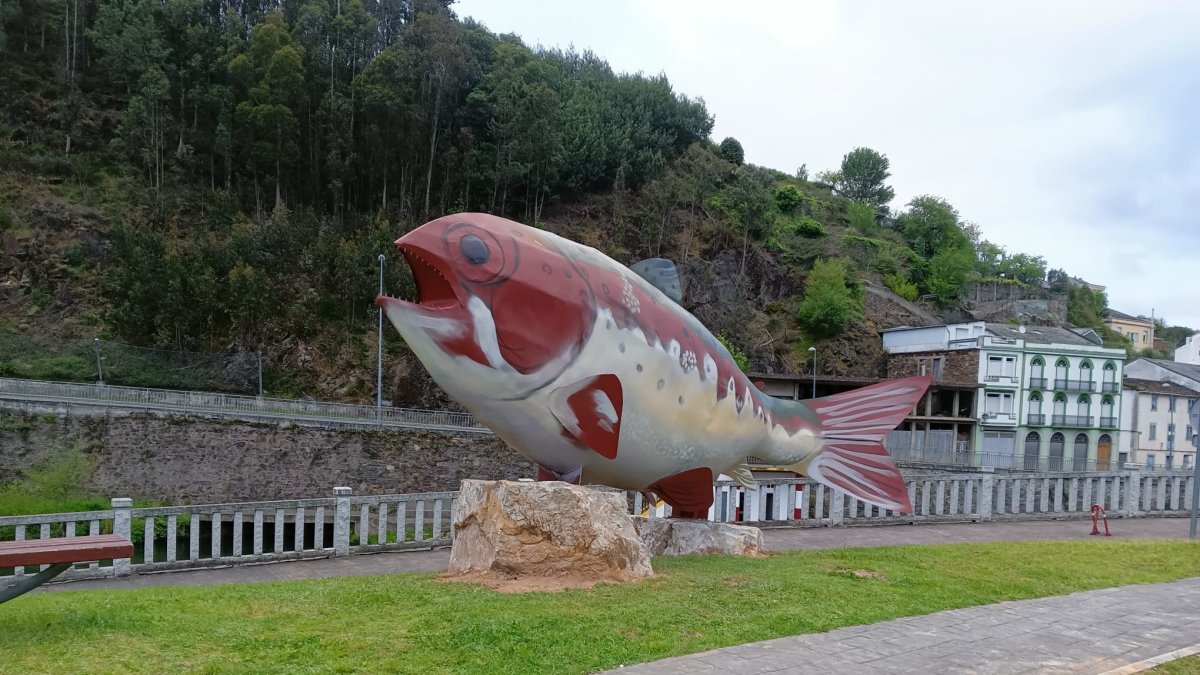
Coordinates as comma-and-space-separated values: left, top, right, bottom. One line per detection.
808, 346, 816, 399
1190, 401, 1200, 539
376, 253, 385, 423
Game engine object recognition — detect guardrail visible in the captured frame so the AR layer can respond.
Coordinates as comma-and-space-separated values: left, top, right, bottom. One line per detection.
0, 377, 487, 433
3, 468, 1193, 584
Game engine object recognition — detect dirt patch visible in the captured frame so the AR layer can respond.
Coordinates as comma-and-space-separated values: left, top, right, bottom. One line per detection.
830, 568, 887, 580
437, 570, 653, 594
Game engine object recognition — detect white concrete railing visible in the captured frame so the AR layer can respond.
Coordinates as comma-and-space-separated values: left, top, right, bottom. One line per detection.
0, 377, 485, 433
2, 468, 1193, 583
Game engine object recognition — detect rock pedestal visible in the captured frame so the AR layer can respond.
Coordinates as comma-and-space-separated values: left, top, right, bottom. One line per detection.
446, 480, 653, 590
632, 517, 766, 557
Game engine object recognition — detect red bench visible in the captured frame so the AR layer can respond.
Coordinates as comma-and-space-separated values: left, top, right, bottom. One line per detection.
0, 535, 134, 603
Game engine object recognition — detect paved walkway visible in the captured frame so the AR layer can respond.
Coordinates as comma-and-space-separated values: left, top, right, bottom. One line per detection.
604, 577, 1200, 674
38, 517, 1192, 594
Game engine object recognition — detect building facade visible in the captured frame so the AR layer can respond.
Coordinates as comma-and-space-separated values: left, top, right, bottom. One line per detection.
1120, 379, 1198, 470
880, 322, 986, 462
984, 323, 1126, 471
1176, 334, 1200, 365
1103, 309, 1155, 348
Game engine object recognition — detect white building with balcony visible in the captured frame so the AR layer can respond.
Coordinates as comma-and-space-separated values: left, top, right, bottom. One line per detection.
1175, 334, 1200, 366
981, 324, 1126, 470
1120, 379, 1198, 470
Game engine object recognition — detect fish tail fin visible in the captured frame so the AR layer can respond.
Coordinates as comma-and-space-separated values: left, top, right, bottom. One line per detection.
783, 376, 930, 514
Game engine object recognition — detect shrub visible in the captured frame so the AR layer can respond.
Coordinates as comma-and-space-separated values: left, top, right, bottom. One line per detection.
716, 333, 751, 372
796, 217, 826, 238
774, 184, 803, 214
884, 274, 919, 301
797, 259, 861, 339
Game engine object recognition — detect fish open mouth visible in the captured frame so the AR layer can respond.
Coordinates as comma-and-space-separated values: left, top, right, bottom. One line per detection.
388, 244, 456, 310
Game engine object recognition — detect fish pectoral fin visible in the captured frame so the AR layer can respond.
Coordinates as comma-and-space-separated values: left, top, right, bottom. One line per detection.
728, 465, 758, 489
549, 374, 623, 460
630, 258, 683, 303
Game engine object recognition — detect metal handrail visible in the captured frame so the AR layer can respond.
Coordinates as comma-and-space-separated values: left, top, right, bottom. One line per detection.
0, 377, 486, 433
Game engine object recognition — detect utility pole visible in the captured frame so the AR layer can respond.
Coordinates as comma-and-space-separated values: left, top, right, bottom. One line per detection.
376, 253, 385, 423
1190, 401, 1200, 539
808, 346, 816, 399
93, 337, 104, 385
257, 352, 263, 397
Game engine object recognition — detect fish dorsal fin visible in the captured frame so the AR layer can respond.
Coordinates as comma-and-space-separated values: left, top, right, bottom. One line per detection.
548, 374, 624, 460
630, 258, 682, 303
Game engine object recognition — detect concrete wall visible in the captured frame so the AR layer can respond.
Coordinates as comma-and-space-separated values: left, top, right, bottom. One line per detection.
1177, 335, 1200, 365
0, 411, 534, 504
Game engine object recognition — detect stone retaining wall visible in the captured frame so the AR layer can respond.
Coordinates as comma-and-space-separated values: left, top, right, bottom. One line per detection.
0, 411, 533, 503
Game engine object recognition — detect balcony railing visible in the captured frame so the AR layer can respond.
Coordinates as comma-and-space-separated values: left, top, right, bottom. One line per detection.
1052, 414, 1093, 426
980, 411, 1017, 424
1100, 416, 1118, 428
984, 374, 1020, 385
1055, 379, 1095, 392
1102, 382, 1120, 393
1027, 413, 1046, 425
1028, 377, 1048, 389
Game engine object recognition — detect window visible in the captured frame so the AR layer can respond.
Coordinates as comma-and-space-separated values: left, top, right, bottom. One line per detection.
1189, 425, 1194, 439
1028, 392, 1043, 414
1185, 455, 1194, 470
984, 392, 1014, 415
1119, 452, 1129, 464
1169, 396, 1177, 412
1151, 394, 1159, 411
917, 356, 944, 380
1146, 453, 1156, 468
1149, 423, 1157, 440
987, 355, 1017, 379
1077, 394, 1091, 418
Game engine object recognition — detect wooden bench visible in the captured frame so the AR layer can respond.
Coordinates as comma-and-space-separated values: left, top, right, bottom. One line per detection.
0, 535, 134, 603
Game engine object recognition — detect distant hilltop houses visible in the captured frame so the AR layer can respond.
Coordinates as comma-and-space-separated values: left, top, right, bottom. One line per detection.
753, 313, 1200, 473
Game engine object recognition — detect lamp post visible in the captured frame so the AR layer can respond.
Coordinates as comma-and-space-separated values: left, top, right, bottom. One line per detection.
376, 253, 385, 423
1190, 400, 1200, 539
808, 346, 816, 399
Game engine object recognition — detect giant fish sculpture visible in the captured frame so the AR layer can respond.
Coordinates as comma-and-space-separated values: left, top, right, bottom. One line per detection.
377, 213, 930, 517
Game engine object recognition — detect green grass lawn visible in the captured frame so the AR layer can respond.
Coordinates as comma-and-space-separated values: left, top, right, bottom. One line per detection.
2, 540, 1199, 674
1153, 655, 1200, 674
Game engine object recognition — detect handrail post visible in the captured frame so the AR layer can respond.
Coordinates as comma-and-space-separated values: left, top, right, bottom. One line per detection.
979, 467, 995, 521
1125, 464, 1140, 516
112, 498, 132, 576
333, 487, 352, 555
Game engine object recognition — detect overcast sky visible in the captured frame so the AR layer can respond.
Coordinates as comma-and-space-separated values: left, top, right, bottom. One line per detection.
453, 0, 1200, 330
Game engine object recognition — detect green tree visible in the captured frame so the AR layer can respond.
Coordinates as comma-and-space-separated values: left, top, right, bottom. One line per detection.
797, 259, 861, 339
228, 11, 307, 214
718, 137, 744, 165
846, 201, 875, 233
834, 147, 894, 213
926, 245, 975, 306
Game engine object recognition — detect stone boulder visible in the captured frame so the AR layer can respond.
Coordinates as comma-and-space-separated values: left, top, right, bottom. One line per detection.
445, 480, 652, 591
632, 517, 766, 557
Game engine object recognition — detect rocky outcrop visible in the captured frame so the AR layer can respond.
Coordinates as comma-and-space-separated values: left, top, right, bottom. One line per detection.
633, 517, 766, 557
446, 480, 653, 591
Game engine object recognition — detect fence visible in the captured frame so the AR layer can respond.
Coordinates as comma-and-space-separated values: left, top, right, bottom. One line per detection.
2, 468, 1193, 584
0, 377, 484, 433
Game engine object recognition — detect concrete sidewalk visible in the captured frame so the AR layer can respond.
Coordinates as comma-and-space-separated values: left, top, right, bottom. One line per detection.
603, 576, 1200, 674
37, 516, 1193, 594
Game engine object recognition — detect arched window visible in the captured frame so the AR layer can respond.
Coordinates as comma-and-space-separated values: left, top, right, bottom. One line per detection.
1055, 358, 1070, 387
1053, 392, 1067, 420
1030, 356, 1046, 387
1049, 432, 1065, 471
1077, 394, 1091, 420
1098, 433, 1113, 470
1024, 431, 1041, 470
1079, 360, 1094, 388
1073, 432, 1089, 471
1101, 395, 1114, 425
1027, 389, 1046, 420
1103, 361, 1117, 392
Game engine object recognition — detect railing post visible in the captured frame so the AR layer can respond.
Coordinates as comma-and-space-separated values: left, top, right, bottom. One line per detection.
112, 498, 132, 576
333, 487, 352, 556
830, 490, 844, 526
1125, 464, 1141, 517
978, 468, 995, 521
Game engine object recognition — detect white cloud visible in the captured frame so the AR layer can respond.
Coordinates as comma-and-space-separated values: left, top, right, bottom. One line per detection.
454, 0, 1200, 328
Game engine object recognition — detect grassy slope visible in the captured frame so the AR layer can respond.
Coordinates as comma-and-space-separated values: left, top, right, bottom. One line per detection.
2, 541, 1199, 674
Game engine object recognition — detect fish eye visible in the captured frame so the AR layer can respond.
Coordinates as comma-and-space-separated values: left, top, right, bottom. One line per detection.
460, 234, 489, 265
